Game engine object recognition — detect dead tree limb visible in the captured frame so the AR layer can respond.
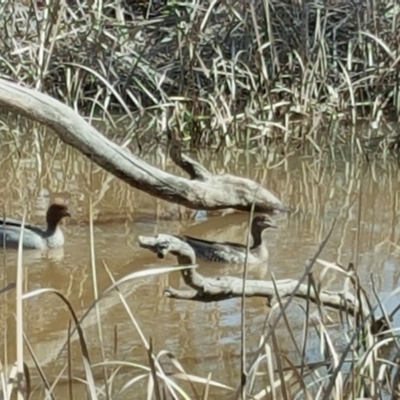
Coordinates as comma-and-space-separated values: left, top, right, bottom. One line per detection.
166, 130, 211, 181
138, 234, 361, 316
0, 79, 289, 214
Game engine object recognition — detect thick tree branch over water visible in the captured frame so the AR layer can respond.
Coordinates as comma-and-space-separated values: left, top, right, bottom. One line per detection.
0, 79, 289, 214
138, 234, 361, 316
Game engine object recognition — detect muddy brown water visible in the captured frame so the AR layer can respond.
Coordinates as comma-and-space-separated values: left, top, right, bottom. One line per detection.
0, 130, 399, 398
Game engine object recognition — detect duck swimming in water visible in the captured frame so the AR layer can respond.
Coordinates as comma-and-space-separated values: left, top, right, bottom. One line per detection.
0, 204, 70, 250
178, 215, 277, 264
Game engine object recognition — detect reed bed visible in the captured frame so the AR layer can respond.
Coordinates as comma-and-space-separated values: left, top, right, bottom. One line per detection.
1, 0, 400, 148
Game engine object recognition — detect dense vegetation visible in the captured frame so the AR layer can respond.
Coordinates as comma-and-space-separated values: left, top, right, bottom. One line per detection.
1, 0, 399, 147
0, 2, 400, 397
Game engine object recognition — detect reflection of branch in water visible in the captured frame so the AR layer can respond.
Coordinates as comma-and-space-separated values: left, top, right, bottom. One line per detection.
138, 234, 362, 316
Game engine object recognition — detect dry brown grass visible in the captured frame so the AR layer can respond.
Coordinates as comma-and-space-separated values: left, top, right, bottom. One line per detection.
0, 0, 399, 148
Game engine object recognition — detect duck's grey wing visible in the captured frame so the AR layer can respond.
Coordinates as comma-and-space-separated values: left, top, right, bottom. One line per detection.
182, 235, 246, 250
178, 235, 245, 262
218, 240, 247, 251
180, 235, 218, 246
0, 218, 43, 235
0, 226, 43, 249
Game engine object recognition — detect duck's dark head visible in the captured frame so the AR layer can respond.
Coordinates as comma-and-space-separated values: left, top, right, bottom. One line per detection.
46, 204, 70, 228
252, 215, 277, 231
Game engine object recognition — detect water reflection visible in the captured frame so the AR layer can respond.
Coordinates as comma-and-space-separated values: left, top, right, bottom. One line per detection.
0, 122, 399, 397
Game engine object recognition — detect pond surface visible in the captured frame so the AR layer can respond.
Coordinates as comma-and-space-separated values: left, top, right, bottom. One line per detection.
0, 125, 399, 398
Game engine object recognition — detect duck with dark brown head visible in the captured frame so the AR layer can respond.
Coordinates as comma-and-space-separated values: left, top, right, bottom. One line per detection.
0, 204, 70, 250
178, 215, 277, 264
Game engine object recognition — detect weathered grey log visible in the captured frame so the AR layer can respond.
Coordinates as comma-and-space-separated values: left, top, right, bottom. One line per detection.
166, 131, 211, 181
0, 79, 289, 214
138, 234, 361, 315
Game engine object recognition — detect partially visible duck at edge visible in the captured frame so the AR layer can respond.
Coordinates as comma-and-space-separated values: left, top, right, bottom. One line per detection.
178, 215, 277, 264
0, 204, 70, 250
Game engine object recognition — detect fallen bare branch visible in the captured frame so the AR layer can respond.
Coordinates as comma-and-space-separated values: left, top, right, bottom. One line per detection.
0, 79, 289, 214
138, 234, 361, 315
167, 136, 211, 181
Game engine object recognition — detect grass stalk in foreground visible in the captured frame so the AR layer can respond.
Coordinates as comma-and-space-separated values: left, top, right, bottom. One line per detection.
16, 210, 26, 400
11, 253, 400, 398
239, 200, 256, 399
3, 200, 400, 398
88, 164, 110, 398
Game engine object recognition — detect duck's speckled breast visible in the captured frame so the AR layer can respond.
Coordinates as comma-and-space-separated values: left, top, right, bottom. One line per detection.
46, 228, 65, 248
